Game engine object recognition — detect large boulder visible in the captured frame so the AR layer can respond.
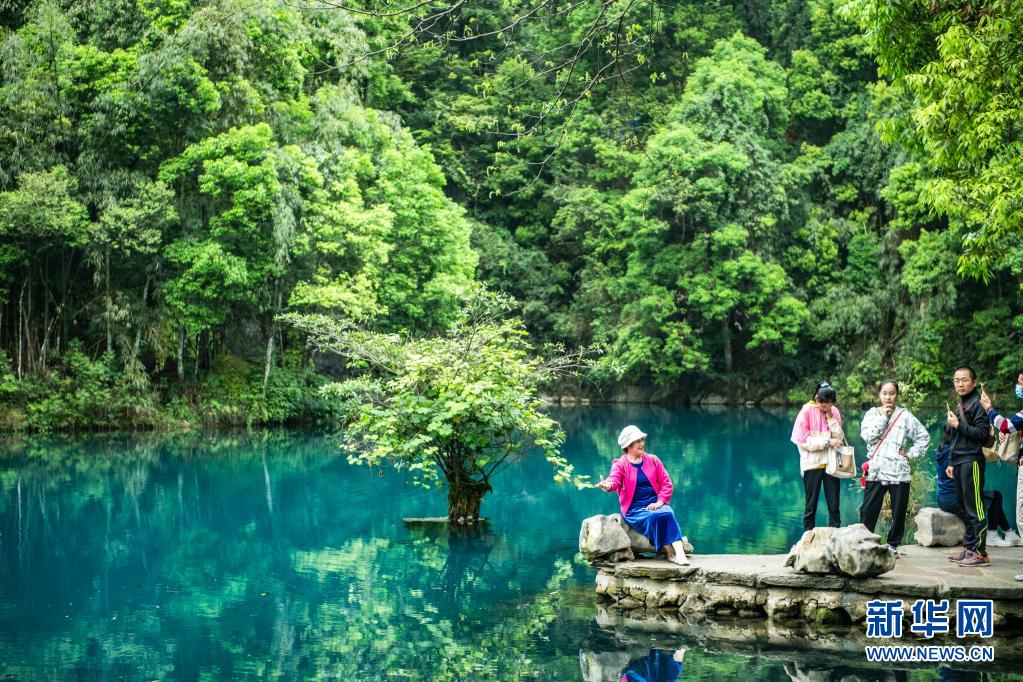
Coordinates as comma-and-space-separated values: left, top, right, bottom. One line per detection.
914, 507, 965, 547
784, 527, 836, 574
785, 525, 895, 578
824, 524, 896, 578
580, 514, 633, 561
614, 514, 694, 555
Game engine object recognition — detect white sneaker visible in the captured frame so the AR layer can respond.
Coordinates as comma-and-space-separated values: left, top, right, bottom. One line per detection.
1016, 575, 1023, 582
1003, 529, 1023, 546
987, 530, 1012, 548
670, 541, 690, 566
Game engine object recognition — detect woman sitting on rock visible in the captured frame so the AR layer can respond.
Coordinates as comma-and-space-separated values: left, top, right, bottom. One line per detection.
597, 425, 689, 566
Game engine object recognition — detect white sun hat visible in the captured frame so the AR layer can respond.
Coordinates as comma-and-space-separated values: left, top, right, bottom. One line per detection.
617, 425, 648, 450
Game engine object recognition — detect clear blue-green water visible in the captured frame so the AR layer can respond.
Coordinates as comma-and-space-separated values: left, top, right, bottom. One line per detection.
0, 407, 1019, 680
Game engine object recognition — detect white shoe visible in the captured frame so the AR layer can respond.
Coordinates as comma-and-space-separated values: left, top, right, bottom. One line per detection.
987, 531, 1013, 548
670, 541, 690, 566
1016, 575, 1023, 582
1003, 529, 1023, 546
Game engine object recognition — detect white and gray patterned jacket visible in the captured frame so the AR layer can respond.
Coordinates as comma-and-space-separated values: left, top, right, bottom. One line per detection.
859, 406, 930, 483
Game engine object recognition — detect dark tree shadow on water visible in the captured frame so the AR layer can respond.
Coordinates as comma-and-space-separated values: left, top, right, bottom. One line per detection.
404, 522, 498, 608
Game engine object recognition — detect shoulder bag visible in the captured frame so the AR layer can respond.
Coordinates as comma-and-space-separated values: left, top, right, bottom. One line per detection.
995, 429, 1021, 466
825, 412, 857, 479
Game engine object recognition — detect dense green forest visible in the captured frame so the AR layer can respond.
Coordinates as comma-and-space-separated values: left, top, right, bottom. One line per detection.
1, 0, 1021, 430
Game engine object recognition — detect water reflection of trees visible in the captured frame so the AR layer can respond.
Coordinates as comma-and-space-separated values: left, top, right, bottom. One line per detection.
0, 431, 582, 679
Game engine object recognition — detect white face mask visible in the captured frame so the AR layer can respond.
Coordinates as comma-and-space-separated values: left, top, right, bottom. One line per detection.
1015, 384, 1023, 400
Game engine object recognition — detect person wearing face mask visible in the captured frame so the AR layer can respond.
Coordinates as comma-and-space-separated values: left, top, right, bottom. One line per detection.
858, 380, 930, 557
979, 373, 1023, 559
790, 381, 845, 532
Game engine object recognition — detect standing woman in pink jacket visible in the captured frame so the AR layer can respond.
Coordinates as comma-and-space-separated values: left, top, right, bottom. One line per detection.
597, 425, 689, 565
790, 381, 846, 532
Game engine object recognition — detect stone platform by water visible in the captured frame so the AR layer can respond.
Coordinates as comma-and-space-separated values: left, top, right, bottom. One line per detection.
595, 545, 1023, 626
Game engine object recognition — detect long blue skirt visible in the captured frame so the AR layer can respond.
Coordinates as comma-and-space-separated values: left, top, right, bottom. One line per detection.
624, 504, 682, 551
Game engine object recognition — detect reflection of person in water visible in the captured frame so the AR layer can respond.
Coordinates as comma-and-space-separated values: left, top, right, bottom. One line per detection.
620, 649, 685, 682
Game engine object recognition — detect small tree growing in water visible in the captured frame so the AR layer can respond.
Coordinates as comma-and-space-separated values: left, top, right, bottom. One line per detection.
284, 287, 588, 522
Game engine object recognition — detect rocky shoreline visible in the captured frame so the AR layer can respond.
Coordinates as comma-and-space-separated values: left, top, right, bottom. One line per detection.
594, 545, 1023, 627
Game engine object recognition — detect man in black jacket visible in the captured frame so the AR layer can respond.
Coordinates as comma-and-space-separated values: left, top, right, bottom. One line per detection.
944, 366, 992, 566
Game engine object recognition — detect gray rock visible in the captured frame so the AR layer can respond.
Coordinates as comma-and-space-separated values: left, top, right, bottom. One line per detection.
785, 526, 894, 578
606, 548, 636, 563
580, 514, 632, 560
825, 524, 895, 578
785, 527, 837, 574
914, 507, 965, 547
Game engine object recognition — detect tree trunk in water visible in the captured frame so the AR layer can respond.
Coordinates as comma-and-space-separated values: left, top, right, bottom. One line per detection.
446, 478, 491, 524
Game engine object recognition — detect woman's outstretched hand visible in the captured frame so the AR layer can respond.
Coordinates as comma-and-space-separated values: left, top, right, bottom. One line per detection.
597, 474, 612, 492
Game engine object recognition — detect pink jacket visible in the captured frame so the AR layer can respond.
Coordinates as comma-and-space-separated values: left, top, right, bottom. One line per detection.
790, 402, 843, 473
604, 452, 673, 516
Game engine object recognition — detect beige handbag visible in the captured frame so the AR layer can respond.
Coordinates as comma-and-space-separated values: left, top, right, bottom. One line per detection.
828, 440, 857, 478
825, 415, 856, 478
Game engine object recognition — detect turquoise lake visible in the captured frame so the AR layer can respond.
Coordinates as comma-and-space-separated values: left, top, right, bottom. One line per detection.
0, 406, 1020, 680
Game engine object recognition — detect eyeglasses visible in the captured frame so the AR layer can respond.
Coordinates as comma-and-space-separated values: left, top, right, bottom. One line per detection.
953, 378, 974, 385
